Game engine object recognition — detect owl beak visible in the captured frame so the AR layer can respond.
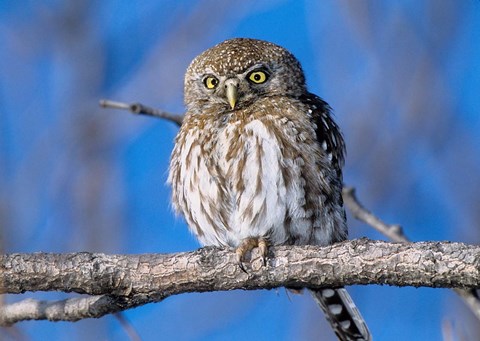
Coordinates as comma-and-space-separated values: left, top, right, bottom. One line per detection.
225, 80, 238, 109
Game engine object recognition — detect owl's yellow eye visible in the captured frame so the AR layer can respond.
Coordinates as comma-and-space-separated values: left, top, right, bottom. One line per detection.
203, 76, 219, 89
248, 70, 268, 84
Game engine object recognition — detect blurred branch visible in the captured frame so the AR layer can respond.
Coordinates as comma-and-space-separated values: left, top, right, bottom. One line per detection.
342, 187, 408, 242
0, 295, 155, 325
99, 99, 183, 126
113, 312, 142, 341
342, 186, 480, 321
1, 239, 479, 325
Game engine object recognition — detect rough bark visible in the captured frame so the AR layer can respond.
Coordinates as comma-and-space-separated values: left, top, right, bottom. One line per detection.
1, 239, 479, 325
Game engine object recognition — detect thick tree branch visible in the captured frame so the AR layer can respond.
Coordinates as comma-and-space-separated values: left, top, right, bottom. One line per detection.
1, 239, 479, 325
342, 186, 480, 321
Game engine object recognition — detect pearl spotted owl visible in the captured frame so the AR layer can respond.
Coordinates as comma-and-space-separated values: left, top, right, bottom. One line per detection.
168, 38, 371, 341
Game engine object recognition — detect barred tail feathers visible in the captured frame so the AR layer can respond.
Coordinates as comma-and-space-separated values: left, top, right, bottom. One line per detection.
309, 288, 371, 341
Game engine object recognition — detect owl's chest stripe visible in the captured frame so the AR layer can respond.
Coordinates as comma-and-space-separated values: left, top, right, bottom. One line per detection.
210, 119, 294, 244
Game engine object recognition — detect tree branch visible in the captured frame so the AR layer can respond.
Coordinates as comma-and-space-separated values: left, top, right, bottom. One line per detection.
342, 186, 480, 321
0, 295, 153, 325
1, 240, 479, 325
96, 100, 480, 322
3, 101, 474, 327
342, 187, 408, 243
99, 99, 183, 126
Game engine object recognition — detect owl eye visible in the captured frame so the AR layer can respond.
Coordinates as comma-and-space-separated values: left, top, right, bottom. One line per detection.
203, 76, 219, 89
247, 70, 268, 84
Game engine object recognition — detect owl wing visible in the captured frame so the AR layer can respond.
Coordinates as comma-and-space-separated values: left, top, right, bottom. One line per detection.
300, 92, 347, 244
300, 93, 346, 172
300, 95, 371, 340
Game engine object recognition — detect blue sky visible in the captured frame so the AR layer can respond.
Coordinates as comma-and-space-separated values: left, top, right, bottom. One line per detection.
1, 1, 480, 340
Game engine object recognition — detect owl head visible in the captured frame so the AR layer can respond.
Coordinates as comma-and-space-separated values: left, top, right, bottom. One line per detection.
184, 38, 307, 112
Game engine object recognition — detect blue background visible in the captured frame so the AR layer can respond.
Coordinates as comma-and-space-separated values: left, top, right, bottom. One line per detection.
1, 1, 480, 340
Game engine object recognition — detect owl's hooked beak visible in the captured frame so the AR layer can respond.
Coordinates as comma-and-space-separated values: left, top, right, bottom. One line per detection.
225, 79, 238, 109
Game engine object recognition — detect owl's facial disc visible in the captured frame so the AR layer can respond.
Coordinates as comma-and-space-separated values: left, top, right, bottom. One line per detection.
225, 78, 238, 109
222, 66, 270, 110
195, 64, 276, 111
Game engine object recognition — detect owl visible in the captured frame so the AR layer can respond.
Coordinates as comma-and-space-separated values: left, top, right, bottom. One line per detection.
168, 38, 370, 341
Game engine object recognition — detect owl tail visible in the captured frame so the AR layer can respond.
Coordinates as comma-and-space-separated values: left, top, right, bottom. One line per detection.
309, 287, 372, 341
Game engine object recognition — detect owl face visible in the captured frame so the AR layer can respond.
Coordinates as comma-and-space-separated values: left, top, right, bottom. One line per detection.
184, 38, 307, 112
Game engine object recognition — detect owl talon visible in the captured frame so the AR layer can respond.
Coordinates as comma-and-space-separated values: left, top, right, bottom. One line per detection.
235, 237, 257, 271
235, 237, 269, 270
237, 259, 248, 273
258, 238, 269, 266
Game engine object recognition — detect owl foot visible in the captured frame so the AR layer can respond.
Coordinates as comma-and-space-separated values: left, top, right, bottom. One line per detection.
235, 237, 269, 272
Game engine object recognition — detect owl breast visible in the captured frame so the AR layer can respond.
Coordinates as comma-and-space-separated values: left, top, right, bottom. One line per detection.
168, 97, 346, 248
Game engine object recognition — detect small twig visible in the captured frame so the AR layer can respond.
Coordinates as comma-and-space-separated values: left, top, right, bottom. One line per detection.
441, 319, 454, 341
342, 187, 408, 243
342, 186, 480, 322
1, 325, 27, 341
99, 99, 183, 126
114, 312, 143, 341
454, 287, 480, 322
